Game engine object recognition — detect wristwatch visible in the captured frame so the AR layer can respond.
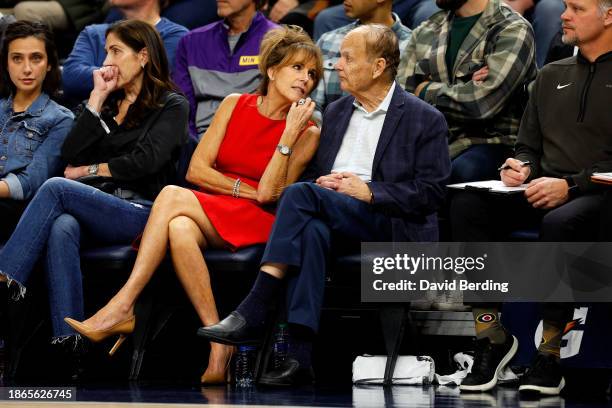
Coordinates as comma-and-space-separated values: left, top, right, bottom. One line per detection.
277, 144, 292, 156
88, 163, 99, 176
563, 176, 579, 200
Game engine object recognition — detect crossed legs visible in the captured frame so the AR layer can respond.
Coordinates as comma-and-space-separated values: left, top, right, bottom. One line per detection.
81, 185, 232, 378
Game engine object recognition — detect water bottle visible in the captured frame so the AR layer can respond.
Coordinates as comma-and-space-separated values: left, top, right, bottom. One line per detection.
234, 345, 256, 387
272, 323, 289, 369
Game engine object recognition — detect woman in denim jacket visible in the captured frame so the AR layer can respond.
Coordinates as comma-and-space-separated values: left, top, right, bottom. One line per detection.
0, 20, 188, 354
0, 21, 74, 240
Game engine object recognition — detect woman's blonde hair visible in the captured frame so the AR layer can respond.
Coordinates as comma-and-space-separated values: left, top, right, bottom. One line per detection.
257, 25, 323, 96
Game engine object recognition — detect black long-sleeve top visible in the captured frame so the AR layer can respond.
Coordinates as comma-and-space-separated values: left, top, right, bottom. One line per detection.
61, 91, 189, 201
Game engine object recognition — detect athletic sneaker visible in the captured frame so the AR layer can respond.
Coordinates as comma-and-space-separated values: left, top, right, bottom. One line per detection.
460, 334, 519, 392
519, 353, 565, 395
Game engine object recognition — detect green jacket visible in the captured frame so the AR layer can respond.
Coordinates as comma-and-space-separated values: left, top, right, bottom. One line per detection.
401, 0, 537, 158
57, 0, 109, 32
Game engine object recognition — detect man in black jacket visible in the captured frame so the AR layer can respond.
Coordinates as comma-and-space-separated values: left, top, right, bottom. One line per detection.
451, 0, 612, 395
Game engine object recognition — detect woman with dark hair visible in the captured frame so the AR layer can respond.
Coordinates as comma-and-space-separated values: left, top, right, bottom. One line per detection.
0, 19, 188, 348
0, 20, 73, 240
65, 25, 323, 384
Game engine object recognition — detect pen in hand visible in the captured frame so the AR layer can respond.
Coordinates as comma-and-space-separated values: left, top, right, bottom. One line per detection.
498, 161, 531, 172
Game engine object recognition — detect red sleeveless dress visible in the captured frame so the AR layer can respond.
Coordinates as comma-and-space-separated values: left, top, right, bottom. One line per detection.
191, 94, 306, 250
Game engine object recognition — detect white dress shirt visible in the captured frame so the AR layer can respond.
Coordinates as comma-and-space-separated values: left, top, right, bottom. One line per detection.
330, 82, 396, 182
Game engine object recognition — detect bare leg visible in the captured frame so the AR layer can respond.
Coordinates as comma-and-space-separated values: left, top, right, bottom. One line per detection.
83, 186, 219, 330
260, 262, 288, 279
168, 215, 232, 380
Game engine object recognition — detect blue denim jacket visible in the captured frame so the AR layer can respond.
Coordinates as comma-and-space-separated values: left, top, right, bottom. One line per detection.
0, 93, 74, 200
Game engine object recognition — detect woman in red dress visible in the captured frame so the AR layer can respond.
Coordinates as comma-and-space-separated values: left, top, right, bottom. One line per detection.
64, 26, 323, 383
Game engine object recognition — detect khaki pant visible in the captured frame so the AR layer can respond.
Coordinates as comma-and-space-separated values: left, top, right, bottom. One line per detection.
13, 1, 69, 31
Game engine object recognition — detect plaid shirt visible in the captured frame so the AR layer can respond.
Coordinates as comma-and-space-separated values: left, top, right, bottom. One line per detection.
400, 0, 537, 158
311, 14, 412, 118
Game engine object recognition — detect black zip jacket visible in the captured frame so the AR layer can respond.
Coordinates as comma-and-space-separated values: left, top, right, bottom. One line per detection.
515, 51, 612, 192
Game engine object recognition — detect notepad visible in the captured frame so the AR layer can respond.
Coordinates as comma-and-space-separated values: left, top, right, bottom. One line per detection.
591, 172, 612, 185
447, 180, 528, 193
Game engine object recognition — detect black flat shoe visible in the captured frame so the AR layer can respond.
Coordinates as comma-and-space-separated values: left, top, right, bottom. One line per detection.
197, 311, 263, 345
259, 358, 315, 387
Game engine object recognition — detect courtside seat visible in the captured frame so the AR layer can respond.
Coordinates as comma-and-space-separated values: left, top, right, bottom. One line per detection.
508, 228, 540, 241
81, 245, 137, 267
204, 245, 265, 270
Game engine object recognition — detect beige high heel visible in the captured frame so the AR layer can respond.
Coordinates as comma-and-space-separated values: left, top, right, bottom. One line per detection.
64, 316, 135, 356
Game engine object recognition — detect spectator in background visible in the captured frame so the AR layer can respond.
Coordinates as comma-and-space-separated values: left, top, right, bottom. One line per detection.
0, 21, 73, 241
310, 0, 411, 118
106, 0, 220, 30
267, 0, 331, 36
0, 20, 188, 362
313, 0, 439, 40
174, 0, 276, 138
402, 0, 537, 183
9, 0, 108, 36
503, 0, 565, 67
62, 0, 187, 103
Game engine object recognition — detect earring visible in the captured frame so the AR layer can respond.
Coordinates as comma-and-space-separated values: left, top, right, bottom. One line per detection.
141, 62, 145, 69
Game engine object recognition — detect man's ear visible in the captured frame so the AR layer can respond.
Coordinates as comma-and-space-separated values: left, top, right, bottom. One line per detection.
372, 57, 387, 79
604, 6, 612, 27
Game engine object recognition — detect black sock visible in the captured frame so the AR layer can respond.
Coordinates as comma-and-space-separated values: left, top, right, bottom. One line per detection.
288, 323, 314, 368
235, 271, 282, 327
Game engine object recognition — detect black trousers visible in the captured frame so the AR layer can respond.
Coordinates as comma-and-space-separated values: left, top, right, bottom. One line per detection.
0, 198, 27, 242
450, 191, 606, 325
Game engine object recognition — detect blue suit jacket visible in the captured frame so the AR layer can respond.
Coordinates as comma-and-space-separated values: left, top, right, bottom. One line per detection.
302, 83, 451, 242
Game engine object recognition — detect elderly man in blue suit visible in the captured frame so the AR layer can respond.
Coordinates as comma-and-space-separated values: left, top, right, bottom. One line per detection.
199, 23, 451, 386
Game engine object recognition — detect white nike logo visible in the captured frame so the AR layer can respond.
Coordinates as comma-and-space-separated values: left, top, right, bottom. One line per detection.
557, 83, 572, 89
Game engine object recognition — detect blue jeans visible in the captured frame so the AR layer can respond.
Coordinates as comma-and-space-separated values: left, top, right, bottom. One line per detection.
450, 144, 513, 183
0, 177, 151, 339
313, 0, 439, 40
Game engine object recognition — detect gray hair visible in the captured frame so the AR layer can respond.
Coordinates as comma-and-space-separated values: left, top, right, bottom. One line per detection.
599, 0, 612, 14
350, 24, 400, 83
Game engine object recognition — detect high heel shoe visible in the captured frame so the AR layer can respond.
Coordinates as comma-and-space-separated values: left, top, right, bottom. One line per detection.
64, 316, 135, 356
201, 347, 234, 385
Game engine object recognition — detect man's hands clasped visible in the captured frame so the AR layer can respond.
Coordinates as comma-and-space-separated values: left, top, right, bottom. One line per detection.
316, 172, 371, 203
